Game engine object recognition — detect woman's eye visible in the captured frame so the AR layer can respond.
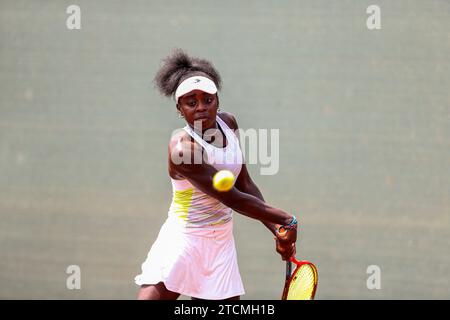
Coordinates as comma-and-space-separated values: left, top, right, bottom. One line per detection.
206, 97, 213, 103
188, 101, 196, 107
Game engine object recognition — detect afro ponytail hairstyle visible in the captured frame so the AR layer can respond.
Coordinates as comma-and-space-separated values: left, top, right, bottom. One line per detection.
154, 49, 222, 98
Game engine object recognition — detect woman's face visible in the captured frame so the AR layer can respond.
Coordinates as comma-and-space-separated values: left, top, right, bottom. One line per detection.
177, 90, 219, 131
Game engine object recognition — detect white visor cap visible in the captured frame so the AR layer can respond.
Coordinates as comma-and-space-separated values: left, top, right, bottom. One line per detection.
174, 76, 218, 102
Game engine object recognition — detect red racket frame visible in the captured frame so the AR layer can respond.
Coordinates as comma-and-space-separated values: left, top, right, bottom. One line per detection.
281, 256, 318, 300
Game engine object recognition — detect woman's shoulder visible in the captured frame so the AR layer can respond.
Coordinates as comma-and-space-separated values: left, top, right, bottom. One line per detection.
168, 130, 202, 171
168, 129, 197, 154
217, 111, 238, 130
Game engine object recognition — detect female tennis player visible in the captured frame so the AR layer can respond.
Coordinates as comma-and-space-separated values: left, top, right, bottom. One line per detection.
135, 49, 297, 300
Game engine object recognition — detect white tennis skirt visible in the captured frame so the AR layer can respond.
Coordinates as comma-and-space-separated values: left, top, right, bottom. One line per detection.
134, 216, 245, 300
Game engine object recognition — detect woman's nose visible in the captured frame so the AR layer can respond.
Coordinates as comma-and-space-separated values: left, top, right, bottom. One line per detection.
196, 101, 207, 111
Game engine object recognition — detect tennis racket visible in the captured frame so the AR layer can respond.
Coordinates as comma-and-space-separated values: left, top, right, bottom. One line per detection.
282, 256, 318, 300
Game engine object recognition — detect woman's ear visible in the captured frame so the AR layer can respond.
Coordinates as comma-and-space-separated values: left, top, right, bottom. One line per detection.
176, 104, 184, 118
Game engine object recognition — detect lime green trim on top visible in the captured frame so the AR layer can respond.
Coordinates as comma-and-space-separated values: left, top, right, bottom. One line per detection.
172, 188, 194, 221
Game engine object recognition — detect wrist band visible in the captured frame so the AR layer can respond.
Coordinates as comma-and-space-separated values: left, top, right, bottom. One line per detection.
287, 216, 297, 228
278, 216, 298, 234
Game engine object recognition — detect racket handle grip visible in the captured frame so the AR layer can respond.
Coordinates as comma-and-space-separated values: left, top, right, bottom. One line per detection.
286, 261, 292, 280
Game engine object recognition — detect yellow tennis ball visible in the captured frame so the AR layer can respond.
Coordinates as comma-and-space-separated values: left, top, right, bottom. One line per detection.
213, 170, 235, 192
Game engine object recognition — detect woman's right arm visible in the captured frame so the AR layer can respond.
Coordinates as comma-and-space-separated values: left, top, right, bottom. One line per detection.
168, 135, 294, 227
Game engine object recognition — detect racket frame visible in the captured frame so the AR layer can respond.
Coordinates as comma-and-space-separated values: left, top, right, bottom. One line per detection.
282, 256, 318, 300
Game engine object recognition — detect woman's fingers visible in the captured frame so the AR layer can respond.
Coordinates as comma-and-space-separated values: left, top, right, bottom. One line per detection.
276, 239, 296, 260
275, 227, 297, 244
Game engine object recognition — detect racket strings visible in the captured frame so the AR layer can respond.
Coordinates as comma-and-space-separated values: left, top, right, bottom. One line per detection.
287, 264, 317, 300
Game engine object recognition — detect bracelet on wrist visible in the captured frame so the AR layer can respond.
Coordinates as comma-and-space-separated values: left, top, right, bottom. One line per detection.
278, 216, 298, 234
287, 216, 297, 228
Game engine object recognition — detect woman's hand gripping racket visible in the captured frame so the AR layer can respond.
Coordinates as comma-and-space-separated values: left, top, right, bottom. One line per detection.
277, 226, 318, 300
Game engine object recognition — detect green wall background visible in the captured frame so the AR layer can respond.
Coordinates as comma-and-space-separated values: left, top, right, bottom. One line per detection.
1, 0, 449, 299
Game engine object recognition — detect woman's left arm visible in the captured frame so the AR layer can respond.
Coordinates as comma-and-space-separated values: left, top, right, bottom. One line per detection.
219, 111, 279, 235
234, 163, 279, 236
221, 111, 296, 260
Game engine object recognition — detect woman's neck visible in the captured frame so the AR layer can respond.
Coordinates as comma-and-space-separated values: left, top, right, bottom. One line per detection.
190, 121, 218, 135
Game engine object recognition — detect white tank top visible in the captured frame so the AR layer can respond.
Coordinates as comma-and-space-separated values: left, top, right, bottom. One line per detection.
167, 114, 243, 228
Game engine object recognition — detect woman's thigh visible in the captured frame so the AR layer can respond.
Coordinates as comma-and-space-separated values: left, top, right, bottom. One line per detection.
191, 295, 240, 300
137, 282, 180, 300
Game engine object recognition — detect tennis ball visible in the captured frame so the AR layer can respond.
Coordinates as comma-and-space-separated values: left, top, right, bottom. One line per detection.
212, 170, 235, 192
